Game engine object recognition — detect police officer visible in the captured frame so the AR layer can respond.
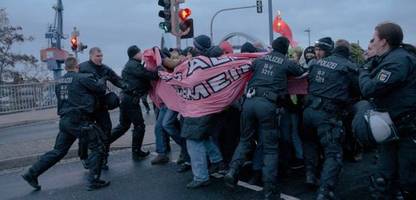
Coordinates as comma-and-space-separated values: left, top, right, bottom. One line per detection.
22, 57, 110, 191
79, 47, 126, 169
110, 45, 158, 160
224, 36, 305, 200
359, 22, 416, 200
303, 38, 359, 199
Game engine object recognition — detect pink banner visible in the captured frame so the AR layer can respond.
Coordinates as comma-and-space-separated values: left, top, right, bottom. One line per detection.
143, 48, 307, 117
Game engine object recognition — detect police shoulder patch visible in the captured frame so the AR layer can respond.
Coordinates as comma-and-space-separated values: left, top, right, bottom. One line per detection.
377, 69, 391, 83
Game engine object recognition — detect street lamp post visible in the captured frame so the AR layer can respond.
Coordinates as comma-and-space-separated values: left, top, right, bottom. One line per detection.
210, 5, 256, 43
305, 27, 311, 46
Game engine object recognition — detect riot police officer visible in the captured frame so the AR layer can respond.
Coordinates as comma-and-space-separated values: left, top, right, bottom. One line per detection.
79, 47, 126, 169
359, 22, 416, 200
22, 57, 110, 191
303, 38, 359, 199
110, 45, 159, 160
224, 36, 305, 200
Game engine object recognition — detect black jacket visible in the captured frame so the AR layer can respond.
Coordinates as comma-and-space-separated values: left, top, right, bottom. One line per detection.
79, 60, 125, 89
308, 48, 359, 103
359, 47, 416, 119
248, 51, 305, 96
122, 58, 158, 96
56, 71, 106, 116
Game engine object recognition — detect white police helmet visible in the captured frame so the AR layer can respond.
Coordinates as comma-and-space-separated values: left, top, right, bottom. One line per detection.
364, 110, 399, 143
352, 100, 399, 146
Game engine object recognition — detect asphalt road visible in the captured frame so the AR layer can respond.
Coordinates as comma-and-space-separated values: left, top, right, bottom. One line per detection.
0, 145, 377, 200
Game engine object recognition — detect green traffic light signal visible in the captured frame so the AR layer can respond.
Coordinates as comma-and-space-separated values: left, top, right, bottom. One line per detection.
159, 22, 171, 33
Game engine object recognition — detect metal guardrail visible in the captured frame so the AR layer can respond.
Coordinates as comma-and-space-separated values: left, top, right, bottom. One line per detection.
0, 81, 120, 115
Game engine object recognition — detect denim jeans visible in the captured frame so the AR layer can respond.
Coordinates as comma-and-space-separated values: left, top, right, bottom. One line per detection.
155, 106, 168, 154
187, 137, 223, 181
155, 106, 187, 155
280, 110, 303, 159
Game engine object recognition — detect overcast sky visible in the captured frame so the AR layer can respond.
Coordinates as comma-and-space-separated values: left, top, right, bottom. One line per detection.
2, 0, 416, 74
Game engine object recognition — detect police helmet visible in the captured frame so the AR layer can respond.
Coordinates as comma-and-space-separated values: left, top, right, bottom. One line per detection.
352, 100, 399, 146
104, 92, 120, 110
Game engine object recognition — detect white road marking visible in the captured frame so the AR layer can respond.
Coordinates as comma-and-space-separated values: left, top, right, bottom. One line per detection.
237, 181, 300, 200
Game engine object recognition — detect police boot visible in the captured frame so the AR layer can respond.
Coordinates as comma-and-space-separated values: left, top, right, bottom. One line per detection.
224, 167, 239, 189
21, 172, 41, 191
263, 183, 282, 200
132, 149, 150, 160
87, 179, 110, 191
402, 190, 415, 200
248, 170, 263, 186
316, 187, 338, 200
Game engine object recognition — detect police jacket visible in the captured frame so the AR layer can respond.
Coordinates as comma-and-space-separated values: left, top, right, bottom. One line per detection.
248, 51, 305, 97
359, 47, 416, 119
308, 47, 359, 104
56, 71, 106, 116
79, 60, 125, 89
122, 58, 158, 96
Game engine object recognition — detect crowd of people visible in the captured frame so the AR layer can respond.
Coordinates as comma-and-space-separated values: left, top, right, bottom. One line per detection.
21, 21, 415, 200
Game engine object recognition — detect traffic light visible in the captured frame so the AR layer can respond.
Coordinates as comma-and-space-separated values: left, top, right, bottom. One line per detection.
178, 8, 191, 21
70, 36, 78, 51
178, 8, 193, 39
158, 0, 172, 32
78, 42, 88, 52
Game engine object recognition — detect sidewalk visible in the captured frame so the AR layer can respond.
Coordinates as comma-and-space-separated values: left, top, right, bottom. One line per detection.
0, 107, 157, 170
0, 108, 59, 129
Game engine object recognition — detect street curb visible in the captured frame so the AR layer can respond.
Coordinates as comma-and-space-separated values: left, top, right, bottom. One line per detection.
0, 109, 120, 130
0, 118, 59, 130
0, 143, 155, 171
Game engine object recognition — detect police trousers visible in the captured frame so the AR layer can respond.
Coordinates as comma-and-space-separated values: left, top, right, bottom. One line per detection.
111, 94, 145, 151
229, 97, 280, 185
29, 115, 106, 183
303, 106, 344, 191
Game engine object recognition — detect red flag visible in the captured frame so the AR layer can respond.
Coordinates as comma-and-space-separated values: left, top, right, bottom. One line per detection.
273, 15, 297, 47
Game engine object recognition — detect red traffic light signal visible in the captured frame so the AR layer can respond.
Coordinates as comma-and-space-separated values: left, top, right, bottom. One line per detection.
70, 36, 78, 51
178, 8, 191, 21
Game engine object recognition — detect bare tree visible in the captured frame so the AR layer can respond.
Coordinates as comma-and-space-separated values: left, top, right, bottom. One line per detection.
0, 8, 38, 84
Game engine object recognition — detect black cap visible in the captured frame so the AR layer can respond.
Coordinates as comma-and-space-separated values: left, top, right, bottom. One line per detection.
193, 35, 211, 52
315, 37, 334, 53
272, 36, 290, 55
127, 45, 141, 58
241, 42, 257, 53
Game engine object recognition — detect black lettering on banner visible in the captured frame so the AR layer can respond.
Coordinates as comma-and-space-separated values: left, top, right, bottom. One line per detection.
239, 64, 251, 74
229, 68, 241, 81
160, 75, 172, 81
209, 57, 232, 66
174, 84, 211, 101
173, 72, 183, 81
187, 58, 211, 76
207, 72, 231, 93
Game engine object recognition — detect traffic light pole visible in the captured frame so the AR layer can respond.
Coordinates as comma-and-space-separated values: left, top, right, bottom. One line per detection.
268, 0, 273, 46
210, 5, 257, 44
174, 3, 181, 49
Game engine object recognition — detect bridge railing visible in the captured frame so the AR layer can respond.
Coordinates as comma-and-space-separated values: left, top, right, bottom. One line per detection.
0, 81, 120, 115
